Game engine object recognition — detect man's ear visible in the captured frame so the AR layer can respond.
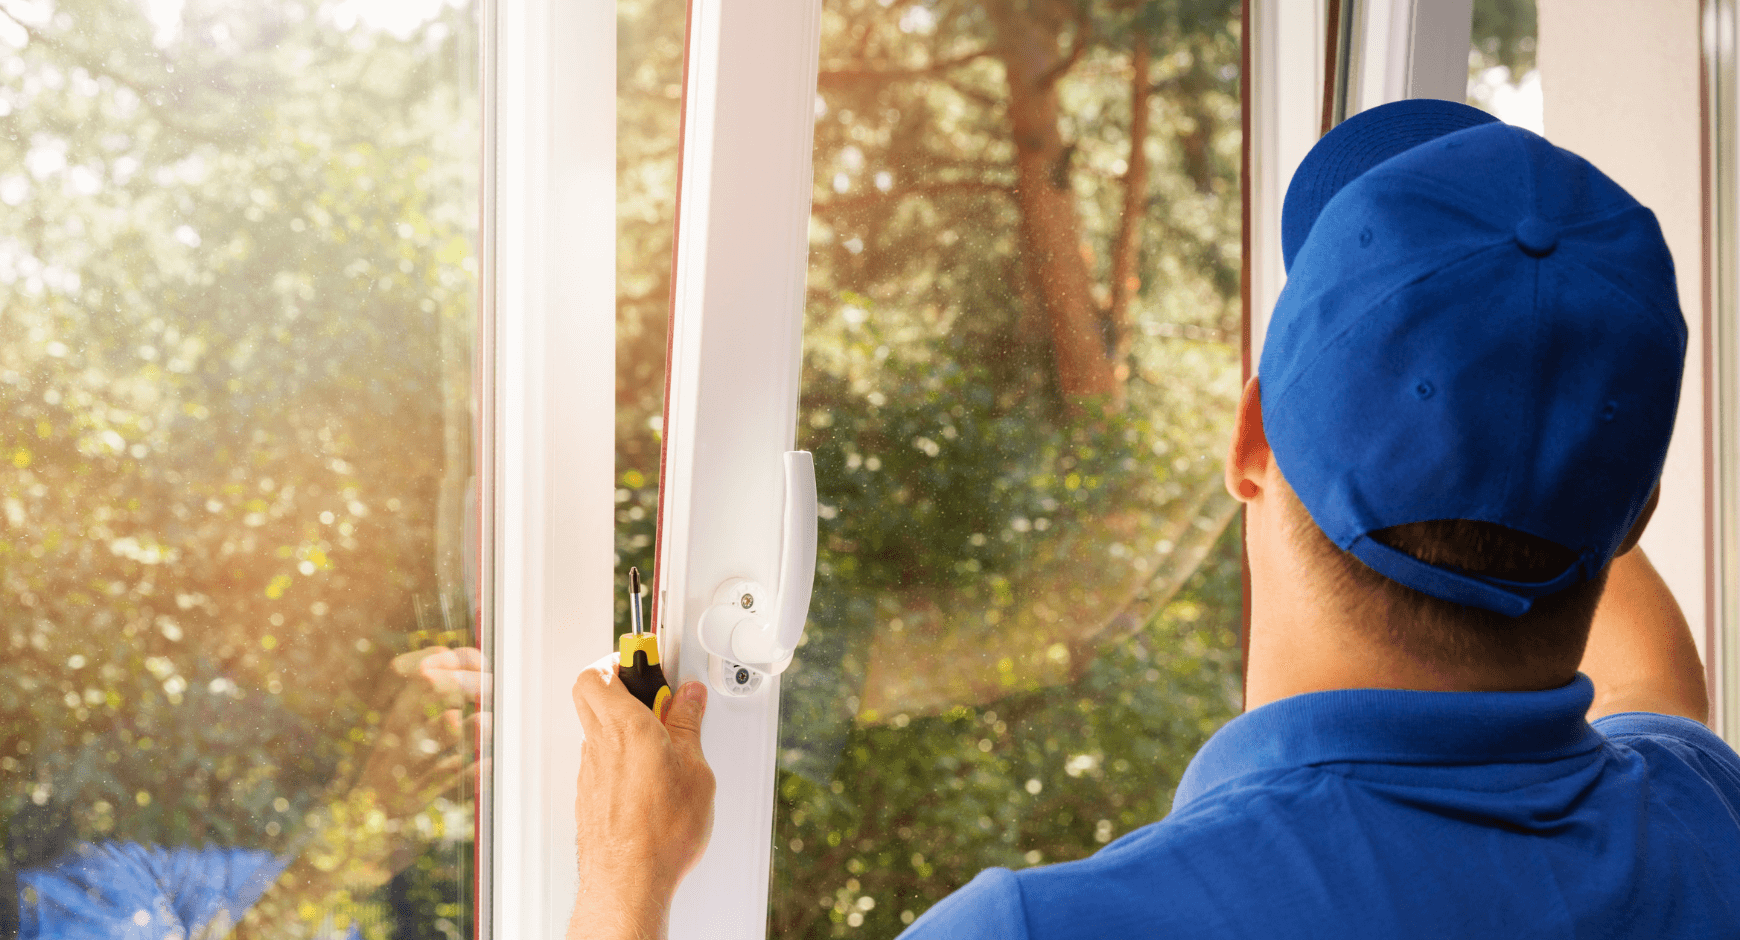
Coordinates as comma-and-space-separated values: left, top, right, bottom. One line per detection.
1225, 376, 1271, 504
1615, 483, 1661, 557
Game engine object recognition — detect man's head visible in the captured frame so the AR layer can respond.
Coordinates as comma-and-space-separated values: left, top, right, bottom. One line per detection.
1234, 100, 1685, 695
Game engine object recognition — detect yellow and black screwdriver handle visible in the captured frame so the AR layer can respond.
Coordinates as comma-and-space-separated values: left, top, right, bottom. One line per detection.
618, 632, 672, 721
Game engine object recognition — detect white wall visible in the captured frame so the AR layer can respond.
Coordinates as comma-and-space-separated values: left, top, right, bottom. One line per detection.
1538, 0, 1709, 662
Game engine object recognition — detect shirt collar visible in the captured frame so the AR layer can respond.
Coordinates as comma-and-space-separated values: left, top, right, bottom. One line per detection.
1174, 673, 1605, 809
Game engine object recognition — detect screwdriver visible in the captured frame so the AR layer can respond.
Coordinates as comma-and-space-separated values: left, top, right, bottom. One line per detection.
618, 567, 672, 720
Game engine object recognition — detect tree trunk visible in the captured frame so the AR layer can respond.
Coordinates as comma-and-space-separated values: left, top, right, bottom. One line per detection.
992, 2, 1122, 405
1108, 36, 1152, 372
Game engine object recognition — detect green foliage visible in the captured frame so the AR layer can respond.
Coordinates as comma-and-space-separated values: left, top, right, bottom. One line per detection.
802, 342, 1134, 593
386, 842, 477, 940
0, 0, 481, 927
1472, 0, 1537, 76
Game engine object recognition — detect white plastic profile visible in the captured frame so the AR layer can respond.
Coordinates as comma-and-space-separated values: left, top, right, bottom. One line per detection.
653, 0, 824, 934
490, 0, 618, 934
1246, 0, 1332, 362
1346, 0, 1475, 111
1248, 0, 1474, 362
1698, 0, 1737, 744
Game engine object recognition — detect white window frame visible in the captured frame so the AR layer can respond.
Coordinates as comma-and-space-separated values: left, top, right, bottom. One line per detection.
653, 0, 824, 936
1706, 0, 1740, 743
488, 0, 619, 935
1344, 0, 1475, 113
1245, 0, 1332, 363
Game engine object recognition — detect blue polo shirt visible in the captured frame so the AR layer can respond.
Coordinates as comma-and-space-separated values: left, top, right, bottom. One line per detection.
900, 675, 1740, 938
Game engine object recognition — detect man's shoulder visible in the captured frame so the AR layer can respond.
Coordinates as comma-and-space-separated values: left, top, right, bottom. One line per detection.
896, 867, 1029, 940
899, 716, 1740, 940
1594, 710, 1740, 758
896, 790, 1302, 940
1593, 711, 1740, 805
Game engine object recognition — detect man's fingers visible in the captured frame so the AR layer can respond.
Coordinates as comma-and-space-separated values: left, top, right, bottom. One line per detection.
570, 656, 614, 738
448, 646, 486, 670
392, 646, 451, 677
424, 664, 491, 701
416, 648, 493, 701
572, 652, 657, 737
663, 681, 708, 753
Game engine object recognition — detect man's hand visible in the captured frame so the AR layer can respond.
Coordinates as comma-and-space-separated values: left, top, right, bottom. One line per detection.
358, 646, 493, 823
569, 653, 715, 940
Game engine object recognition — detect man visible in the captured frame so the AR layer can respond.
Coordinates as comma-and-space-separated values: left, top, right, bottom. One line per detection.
568, 100, 1740, 938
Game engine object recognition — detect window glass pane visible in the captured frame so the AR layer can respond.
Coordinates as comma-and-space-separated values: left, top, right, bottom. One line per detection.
1468, 0, 1541, 132
774, 3, 1244, 934
0, 2, 486, 935
615, 0, 683, 623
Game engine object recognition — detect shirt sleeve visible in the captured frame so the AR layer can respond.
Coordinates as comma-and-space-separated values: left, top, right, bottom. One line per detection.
897, 868, 1031, 940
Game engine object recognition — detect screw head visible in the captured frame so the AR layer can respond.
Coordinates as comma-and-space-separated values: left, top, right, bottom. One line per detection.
740, 593, 754, 609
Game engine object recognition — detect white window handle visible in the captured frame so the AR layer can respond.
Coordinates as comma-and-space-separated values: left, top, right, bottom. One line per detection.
694, 450, 817, 693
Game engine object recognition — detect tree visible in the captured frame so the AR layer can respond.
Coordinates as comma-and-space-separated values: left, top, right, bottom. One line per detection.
1472, 0, 1537, 77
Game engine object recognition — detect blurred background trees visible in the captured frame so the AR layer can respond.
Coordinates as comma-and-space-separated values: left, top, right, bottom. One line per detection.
619, 1, 1246, 936
1469, 0, 1540, 129
0, 0, 481, 934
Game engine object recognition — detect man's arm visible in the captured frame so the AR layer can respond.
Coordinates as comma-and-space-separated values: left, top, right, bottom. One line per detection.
1581, 547, 1709, 723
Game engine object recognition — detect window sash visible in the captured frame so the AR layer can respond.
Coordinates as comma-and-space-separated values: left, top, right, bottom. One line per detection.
488, 0, 619, 934
654, 0, 825, 935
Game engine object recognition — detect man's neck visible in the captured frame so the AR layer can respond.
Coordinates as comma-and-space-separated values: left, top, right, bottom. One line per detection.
1242, 586, 1575, 712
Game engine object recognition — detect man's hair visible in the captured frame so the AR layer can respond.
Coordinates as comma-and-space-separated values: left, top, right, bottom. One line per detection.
1279, 482, 1609, 675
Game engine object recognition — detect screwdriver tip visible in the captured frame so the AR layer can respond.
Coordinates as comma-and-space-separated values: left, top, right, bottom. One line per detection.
627, 567, 646, 636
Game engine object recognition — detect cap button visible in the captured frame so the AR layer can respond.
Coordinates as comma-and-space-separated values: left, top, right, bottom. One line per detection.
1514, 216, 1559, 257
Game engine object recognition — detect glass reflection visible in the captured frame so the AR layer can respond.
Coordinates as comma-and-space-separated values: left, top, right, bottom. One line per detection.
774, 1, 1244, 936
0, 1, 485, 936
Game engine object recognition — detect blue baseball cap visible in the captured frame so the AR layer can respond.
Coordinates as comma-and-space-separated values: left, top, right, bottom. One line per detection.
1281, 98, 1499, 272
1261, 100, 1686, 616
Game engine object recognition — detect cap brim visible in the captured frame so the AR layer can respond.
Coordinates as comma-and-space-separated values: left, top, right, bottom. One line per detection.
1281, 99, 1501, 272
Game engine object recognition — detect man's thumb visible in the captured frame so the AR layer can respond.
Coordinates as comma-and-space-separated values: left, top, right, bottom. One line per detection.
663, 681, 708, 744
